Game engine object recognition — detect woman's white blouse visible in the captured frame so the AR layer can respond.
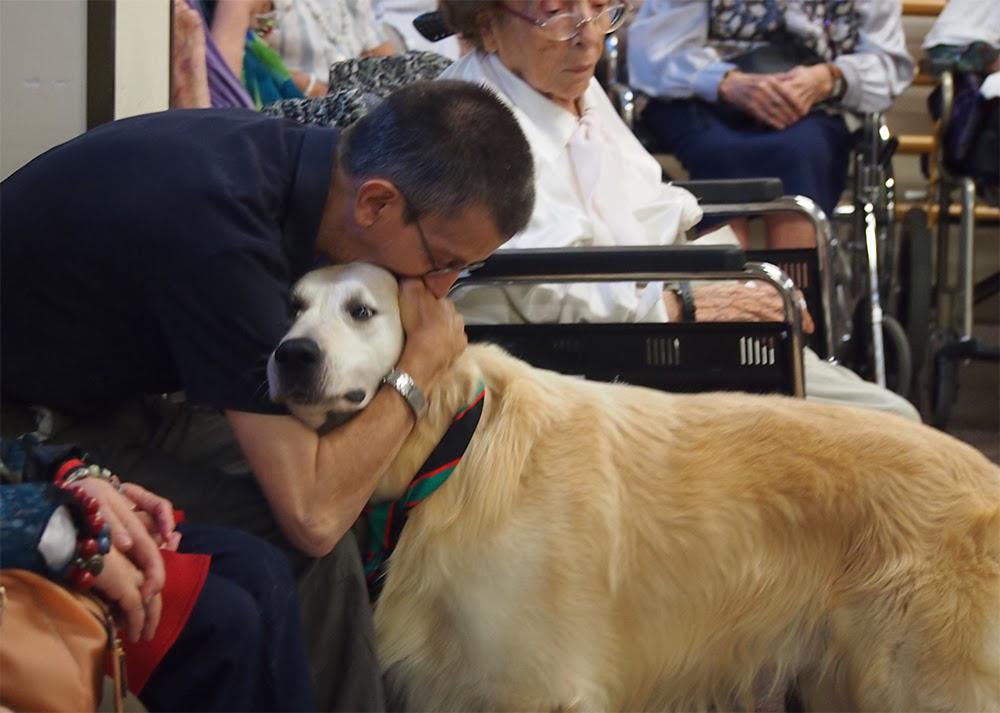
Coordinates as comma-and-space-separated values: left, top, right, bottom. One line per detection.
440, 51, 703, 324
922, 0, 1000, 50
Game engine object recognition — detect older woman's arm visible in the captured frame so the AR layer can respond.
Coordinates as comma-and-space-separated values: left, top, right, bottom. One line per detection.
627, 0, 737, 103
833, 0, 915, 113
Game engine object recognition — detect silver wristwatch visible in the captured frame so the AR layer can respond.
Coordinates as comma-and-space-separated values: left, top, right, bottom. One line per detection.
382, 368, 427, 418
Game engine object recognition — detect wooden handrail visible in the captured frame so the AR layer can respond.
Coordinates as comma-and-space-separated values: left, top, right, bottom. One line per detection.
901, 0, 945, 16
896, 201, 1000, 223
898, 134, 935, 155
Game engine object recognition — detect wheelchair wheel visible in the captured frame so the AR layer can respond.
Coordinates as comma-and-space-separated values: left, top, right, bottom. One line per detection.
850, 304, 913, 398
930, 337, 959, 429
896, 208, 933, 378
882, 315, 913, 399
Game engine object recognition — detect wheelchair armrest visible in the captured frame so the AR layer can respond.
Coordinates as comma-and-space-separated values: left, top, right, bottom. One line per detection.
672, 178, 785, 205
467, 246, 746, 279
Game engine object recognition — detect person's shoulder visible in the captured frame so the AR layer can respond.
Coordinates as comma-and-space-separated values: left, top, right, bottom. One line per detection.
98, 108, 303, 145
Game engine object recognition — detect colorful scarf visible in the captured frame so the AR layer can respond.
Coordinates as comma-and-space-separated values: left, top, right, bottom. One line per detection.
243, 30, 304, 110
364, 383, 487, 602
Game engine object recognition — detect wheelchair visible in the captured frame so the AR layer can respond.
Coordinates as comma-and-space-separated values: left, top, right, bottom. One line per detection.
601, 30, 911, 398
453, 244, 807, 398
910, 52, 1000, 428
266, 22, 815, 399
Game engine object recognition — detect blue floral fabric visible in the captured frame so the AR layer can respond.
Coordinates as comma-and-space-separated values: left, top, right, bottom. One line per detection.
0, 482, 63, 575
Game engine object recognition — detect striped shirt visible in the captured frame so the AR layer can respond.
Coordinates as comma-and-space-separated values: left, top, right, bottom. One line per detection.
268, 0, 386, 79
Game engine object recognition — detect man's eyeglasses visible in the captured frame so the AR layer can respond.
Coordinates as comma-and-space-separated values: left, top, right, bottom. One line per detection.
499, 2, 628, 42
412, 213, 486, 277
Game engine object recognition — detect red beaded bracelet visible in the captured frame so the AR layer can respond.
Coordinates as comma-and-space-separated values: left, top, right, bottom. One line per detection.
54, 480, 113, 592
55, 458, 125, 496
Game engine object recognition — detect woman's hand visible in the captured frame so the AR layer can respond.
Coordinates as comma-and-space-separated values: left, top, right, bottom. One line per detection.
774, 64, 835, 117
718, 70, 805, 130
93, 548, 163, 642
120, 482, 177, 545
361, 42, 396, 58
291, 70, 329, 98
73, 479, 168, 601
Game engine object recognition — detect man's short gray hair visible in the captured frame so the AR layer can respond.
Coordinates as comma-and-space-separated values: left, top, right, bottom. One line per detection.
340, 80, 535, 238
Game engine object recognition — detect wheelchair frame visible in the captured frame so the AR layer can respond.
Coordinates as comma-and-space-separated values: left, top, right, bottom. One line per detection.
601, 30, 902, 393
452, 246, 807, 397
923, 68, 1000, 427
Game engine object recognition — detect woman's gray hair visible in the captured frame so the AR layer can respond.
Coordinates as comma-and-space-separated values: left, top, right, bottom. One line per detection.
439, 1, 501, 52
340, 79, 535, 238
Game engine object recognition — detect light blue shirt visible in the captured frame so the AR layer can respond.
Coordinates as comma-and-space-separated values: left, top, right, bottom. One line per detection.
627, 0, 915, 113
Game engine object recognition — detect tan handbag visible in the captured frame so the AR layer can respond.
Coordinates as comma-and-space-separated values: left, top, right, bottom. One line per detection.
0, 569, 125, 713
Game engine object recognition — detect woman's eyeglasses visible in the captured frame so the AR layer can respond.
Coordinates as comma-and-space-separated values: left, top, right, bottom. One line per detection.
500, 3, 628, 42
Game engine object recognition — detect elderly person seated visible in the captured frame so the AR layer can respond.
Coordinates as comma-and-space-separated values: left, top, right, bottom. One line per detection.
437, 0, 918, 421
627, 0, 914, 248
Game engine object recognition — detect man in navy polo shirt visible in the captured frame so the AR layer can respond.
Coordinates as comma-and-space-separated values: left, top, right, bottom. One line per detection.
0, 80, 535, 709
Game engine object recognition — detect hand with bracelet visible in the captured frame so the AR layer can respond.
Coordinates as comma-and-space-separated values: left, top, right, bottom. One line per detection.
664, 281, 815, 333
394, 278, 468, 406
2, 478, 164, 643
57, 461, 177, 631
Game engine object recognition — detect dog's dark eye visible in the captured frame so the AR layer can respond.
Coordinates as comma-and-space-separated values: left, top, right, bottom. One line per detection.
347, 303, 377, 321
289, 296, 306, 318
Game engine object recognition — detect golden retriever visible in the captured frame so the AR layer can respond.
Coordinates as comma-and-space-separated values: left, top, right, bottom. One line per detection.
271, 264, 1000, 712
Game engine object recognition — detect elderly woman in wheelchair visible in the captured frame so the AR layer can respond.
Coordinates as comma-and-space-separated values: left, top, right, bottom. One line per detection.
627, 0, 914, 251
435, 0, 917, 421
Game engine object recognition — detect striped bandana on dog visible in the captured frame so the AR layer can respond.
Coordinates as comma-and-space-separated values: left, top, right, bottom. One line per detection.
364, 382, 487, 603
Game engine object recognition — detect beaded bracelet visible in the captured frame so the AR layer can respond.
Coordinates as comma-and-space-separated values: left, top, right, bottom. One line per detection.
53, 482, 112, 592
52, 459, 115, 591
54, 458, 124, 493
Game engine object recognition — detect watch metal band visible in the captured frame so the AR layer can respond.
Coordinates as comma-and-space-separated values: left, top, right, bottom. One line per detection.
382, 368, 428, 418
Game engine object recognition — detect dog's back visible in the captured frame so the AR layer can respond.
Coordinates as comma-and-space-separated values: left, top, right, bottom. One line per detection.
375, 344, 1000, 711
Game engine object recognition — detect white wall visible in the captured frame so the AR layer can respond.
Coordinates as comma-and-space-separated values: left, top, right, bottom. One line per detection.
115, 0, 170, 120
0, 0, 170, 180
0, 0, 88, 180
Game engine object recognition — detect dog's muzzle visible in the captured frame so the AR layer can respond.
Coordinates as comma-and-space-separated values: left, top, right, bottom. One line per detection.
272, 337, 325, 403
271, 337, 369, 407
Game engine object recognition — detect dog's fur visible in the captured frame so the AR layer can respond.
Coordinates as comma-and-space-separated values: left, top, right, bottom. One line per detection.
272, 264, 1000, 712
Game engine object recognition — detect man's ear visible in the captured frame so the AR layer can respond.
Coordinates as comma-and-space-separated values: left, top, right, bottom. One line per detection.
355, 179, 403, 227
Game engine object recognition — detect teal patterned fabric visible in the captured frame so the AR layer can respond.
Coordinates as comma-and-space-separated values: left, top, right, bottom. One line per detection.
0, 482, 64, 575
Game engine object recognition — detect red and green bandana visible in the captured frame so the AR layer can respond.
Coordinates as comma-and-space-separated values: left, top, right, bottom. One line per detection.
364, 382, 487, 603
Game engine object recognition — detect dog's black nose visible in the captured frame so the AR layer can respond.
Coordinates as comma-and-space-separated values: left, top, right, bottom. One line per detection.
344, 389, 366, 404
275, 338, 321, 369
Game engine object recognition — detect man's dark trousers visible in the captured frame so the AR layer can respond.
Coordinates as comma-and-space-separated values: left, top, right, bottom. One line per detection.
13, 396, 386, 712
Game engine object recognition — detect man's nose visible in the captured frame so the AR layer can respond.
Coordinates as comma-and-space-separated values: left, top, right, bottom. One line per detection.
423, 271, 460, 298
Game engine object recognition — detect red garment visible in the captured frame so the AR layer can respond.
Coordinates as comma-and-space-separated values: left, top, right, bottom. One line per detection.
122, 549, 210, 693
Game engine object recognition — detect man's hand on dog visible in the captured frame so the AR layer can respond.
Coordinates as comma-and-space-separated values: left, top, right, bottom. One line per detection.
397, 278, 468, 392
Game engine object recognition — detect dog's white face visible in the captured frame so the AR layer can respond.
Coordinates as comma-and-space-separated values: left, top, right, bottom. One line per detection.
267, 263, 405, 428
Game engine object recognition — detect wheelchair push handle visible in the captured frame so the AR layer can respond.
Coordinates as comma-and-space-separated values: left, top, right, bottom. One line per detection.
413, 11, 454, 42
464, 246, 747, 280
